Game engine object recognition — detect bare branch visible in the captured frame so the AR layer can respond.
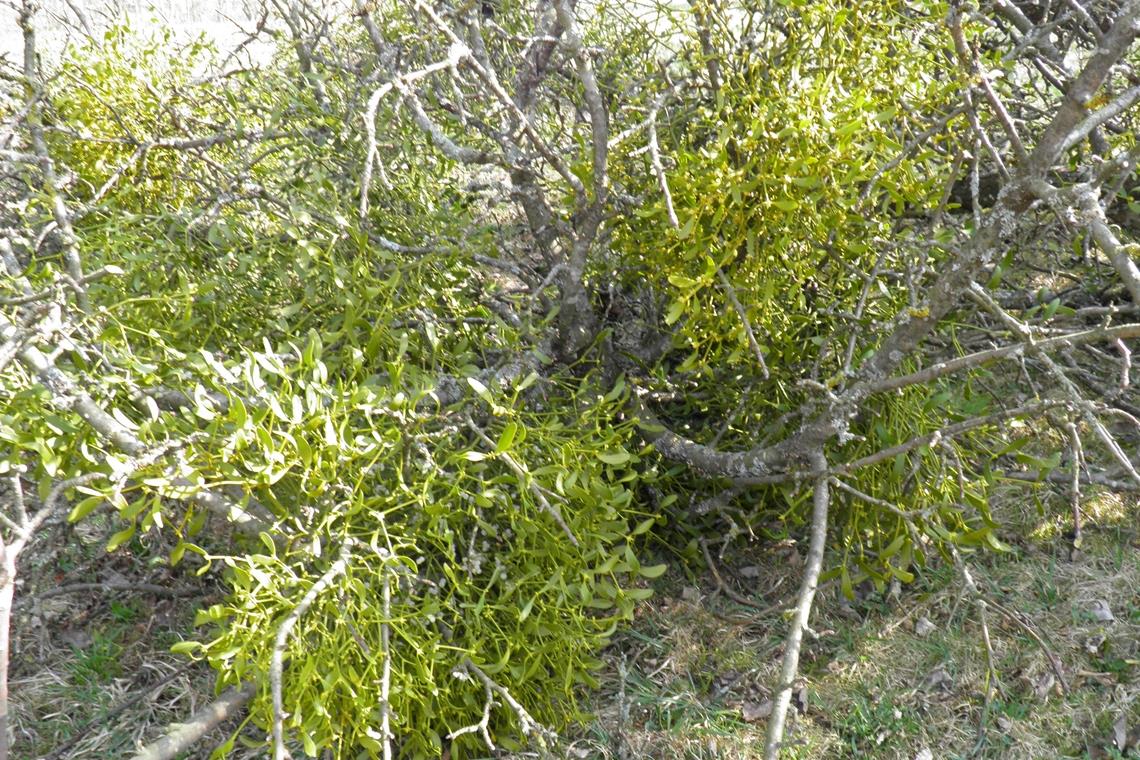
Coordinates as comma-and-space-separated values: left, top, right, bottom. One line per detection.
128, 682, 257, 760
1027, 0, 1140, 176
450, 657, 556, 749
646, 94, 679, 228
949, 7, 1027, 163
379, 561, 393, 760
1066, 421, 1085, 546
18, 0, 89, 312
764, 453, 829, 759
716, 268, 770, 379
832, 400, 1064, 476
464, 415, 578, 545
271, 540, 356, 760
949, 546, 1001, 754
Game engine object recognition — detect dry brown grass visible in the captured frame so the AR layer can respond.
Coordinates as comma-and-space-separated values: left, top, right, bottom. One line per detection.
7, 519, 268, 760
578, 487, 1140, 759
10, 486, 1139, 759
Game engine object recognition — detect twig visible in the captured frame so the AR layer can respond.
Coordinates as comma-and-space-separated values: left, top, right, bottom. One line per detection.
449, 657, 556, 751
646, 94, 678, 229
22, 581, 200, 604
447, 672, 495, 750
1083, 202, 1140, 305
688, 484, 744, 516
616, 656, 631, 756
380, 560, 393, 760
948, 6, 1027, 163
827, 400, 1063, 476
1000, 467, 1140, 491
986, 596, 1069, 695
865, 322, 1140, 397
18, 0, 90, 312
698, 538, 768, 610
360, 53, 470, 220
0, 309, 271, 534
271, 539, 356, 760
949, 547, 1001, 757
411, 0, 585, 199
554, 0, 607, 208
1066, 421, 1085, 547
463, 415, 578, 545
716, 268, 770, 379
1114, 338, 1131, 390
969, 284, 1140, 488
764, 453, 829, 759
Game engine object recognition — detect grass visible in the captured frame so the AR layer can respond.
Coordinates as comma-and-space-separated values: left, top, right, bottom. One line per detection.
68, 627, 126, 684
8, 523, 241, 760
11, 485, 1139, 759
577, 487, 1140, 759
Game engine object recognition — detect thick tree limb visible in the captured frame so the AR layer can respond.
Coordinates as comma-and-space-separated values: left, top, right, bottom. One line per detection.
635, 395, 786, 479
645, 318, 1140, 482
1026, 0, 1140, 177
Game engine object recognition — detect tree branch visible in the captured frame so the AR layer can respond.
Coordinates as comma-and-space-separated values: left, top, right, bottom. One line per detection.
128, 682, 257, 760
764, 453, 830, 759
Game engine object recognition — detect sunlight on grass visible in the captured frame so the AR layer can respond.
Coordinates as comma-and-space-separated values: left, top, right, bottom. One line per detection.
580, 492, 1140, 759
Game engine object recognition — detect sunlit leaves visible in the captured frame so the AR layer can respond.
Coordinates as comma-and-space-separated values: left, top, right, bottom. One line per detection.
1, 13, 688, 756
612, 0, 961, 387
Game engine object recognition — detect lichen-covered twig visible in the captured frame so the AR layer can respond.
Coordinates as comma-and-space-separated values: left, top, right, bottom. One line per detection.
127, 682, 257, 760
448, 657, 556, 752
764, 453, 830, 759
271, 539, 356, 760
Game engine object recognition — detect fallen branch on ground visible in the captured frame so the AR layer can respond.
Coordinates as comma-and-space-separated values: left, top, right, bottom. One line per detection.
128, 681, 258, 760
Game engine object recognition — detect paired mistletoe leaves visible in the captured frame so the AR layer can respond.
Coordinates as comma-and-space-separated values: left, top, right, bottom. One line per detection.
4, 0, 1140, 757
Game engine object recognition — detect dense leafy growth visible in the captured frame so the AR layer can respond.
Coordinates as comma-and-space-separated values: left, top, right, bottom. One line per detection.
3, 0, 1139, 757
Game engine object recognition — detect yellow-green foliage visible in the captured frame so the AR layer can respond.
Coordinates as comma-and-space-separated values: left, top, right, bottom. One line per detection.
183, 358, 663, 758
60, 226, 666, 757
47, 26, 217, 211
610, 0, 1011, 587
614, 0, 960, 383
2, 20, 671, 759
1, 4, 1053, 757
